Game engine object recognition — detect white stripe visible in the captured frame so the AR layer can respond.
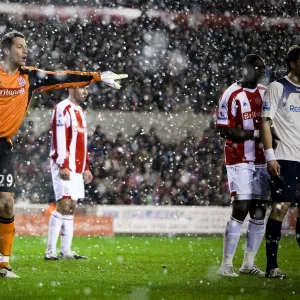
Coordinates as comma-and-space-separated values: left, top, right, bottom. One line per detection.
0, 255, 9, 262
239, 92, 255, 161
50, 100, 70, 166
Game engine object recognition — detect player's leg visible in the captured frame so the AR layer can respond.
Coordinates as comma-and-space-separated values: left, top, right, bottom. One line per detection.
58, 198, 76, 256
265, 160, 297, 279
0, 139, 19, 278
295, 185, 300, 248
265, 201, 290, 278
45, 162, 65, 260
218, 164, 253, 277
58, 172, 86, 259
239, 200, 267, 276
45, 201, 63, 260
296, 205, 300, 247
239, 164, 270, 276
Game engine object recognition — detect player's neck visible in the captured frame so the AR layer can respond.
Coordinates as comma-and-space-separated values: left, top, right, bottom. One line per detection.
69, 97, 80, 107
0, 60, 19, 75
287, 73, 300, 86
239, 79, 258, 90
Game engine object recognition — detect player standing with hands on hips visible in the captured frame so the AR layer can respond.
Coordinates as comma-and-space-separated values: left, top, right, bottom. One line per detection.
216, 54, 269, 277
261, 45, 300, 279
45, 86, 92, 260
0, 30, 127, 278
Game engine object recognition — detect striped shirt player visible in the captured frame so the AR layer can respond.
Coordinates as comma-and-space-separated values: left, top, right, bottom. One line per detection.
50, 98, 89, 200
46, 87, 93, 261
216, 54, 269, 278
216, 82, 269, 200
261, 46, 300, 279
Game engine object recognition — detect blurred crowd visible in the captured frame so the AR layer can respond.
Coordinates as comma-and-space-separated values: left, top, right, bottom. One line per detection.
13, 121, 230, 206
0, 7, 297, 113
3, 0, 298, 17
1, 3, 298, 206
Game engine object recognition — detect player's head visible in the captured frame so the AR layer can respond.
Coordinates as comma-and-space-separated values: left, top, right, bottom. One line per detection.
242, 54, 266, 83
0, 31, 27, 66
241, 54, 265, 84
286, 45, 300, 75
69, 86, 89, 105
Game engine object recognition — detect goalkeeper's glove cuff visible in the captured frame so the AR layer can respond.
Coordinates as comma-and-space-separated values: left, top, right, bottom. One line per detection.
101, 71, 128, 89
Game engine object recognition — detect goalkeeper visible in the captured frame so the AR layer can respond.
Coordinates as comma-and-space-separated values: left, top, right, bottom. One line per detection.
0, 30, 127, 278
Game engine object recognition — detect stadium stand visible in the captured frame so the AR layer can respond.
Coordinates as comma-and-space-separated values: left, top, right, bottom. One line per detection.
0, 2, 298, 205
13, 120, 230, 206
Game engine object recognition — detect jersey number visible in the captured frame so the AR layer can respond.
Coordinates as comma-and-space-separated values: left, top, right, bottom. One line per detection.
0, 174, 13, 187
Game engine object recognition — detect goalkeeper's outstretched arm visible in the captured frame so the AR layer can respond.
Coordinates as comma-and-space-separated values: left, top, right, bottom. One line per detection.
20, 66, 128, 92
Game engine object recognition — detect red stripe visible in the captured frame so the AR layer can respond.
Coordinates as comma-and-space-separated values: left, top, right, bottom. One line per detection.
51, 105, 71, 169
65, 108, 71, 168
51, 107, 58, 160
74, 110, 85, 173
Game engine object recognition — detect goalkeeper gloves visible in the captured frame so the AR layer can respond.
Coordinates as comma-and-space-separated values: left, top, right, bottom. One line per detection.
101, 71, 128, 89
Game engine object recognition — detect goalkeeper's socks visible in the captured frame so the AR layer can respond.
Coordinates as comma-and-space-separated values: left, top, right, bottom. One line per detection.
60, 215, 74, 255
222, 217, 242, 266
296, 217, 300, 248
47, 211, 63, 253
0, 215, 15, 268
265, 218, 282, 272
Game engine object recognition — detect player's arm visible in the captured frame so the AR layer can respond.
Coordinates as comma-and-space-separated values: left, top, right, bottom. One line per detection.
52, 106, 71, 179
22, 67, 127, 91
260, 82, 281, 176
26, 67, 101, 91
219, 127, 259, 140
261, 118, 273, 151
83, 150, 93, 184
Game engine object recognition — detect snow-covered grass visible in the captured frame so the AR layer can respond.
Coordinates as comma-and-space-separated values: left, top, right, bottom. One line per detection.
1, 235, 299, 299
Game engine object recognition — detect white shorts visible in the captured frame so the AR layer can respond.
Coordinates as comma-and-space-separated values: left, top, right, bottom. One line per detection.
226, 163, 270, 201
51, 161, 84, 201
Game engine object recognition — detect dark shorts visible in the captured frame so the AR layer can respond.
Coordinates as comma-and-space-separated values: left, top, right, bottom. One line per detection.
0, 138, 15, 193
270, 160, 300, 205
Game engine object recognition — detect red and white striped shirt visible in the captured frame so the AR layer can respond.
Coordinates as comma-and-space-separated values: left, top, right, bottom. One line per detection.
50, 99, 89, 173
216, 82, 266, 165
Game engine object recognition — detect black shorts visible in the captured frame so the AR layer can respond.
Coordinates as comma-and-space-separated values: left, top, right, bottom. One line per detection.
270, 160, 300, 205
0, 138, 15, 193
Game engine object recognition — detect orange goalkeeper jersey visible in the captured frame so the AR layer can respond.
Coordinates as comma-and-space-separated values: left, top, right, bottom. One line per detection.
0, 65, 101, 140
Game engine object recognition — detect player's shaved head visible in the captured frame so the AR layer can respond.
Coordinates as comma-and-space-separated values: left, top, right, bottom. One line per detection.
286, 45, 300, 71
0, 31, 25, 55
241, 54, 265, 86
242, 54, 265, 67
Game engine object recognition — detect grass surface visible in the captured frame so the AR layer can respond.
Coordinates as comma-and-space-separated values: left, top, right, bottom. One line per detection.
0, 235, 299, 299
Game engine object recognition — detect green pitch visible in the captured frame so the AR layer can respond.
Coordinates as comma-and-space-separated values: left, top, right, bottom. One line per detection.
1, 235, 299, 299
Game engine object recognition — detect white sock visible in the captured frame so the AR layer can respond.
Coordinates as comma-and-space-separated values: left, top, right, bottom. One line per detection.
47, 210, 63, 253
60, 215, 74, 255
222, 217, 243, 267
242, 218, 264, 268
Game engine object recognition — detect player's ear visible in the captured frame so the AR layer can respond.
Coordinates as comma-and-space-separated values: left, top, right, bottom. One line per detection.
3, 47, 10, 56
290, 61, 296, 70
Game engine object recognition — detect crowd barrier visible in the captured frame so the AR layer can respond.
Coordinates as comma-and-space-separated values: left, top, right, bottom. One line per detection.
14, 204, 297, 235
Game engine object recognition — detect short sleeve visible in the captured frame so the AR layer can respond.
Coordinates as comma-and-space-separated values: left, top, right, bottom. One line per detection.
261, 82, 283, 120
216, 91, 237, 127
55, 105, 71, 128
